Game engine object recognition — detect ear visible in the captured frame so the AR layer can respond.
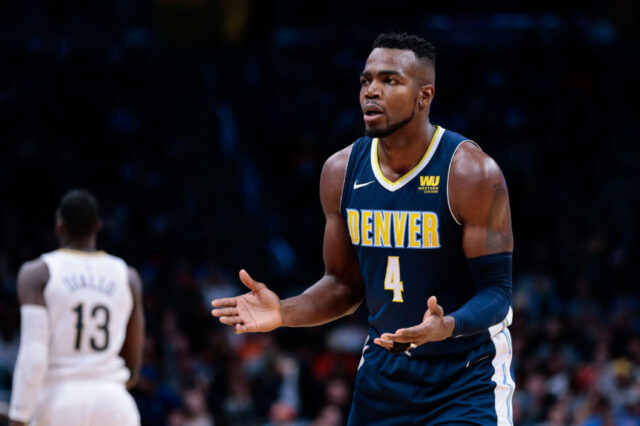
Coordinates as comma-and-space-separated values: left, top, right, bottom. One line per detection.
96, 218, 104, 233
55, 216, 66, 242
418, 84, 435, 110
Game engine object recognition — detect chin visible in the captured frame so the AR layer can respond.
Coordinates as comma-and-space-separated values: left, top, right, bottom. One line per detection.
365, 125, 393, 138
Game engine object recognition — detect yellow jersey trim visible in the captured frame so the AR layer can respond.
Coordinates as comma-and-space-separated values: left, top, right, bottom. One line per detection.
57, 248, 106, 256
371, 126, 444, 192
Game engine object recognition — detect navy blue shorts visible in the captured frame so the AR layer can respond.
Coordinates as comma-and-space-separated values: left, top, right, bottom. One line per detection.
347, 329, 515, 425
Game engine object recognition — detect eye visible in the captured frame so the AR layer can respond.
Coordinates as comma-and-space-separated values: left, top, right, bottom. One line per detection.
360, 77, 369, 86
384, 77, 397, 85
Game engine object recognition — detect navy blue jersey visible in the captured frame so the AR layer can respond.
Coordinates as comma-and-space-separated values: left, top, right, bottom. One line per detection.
340, 126, 510, 357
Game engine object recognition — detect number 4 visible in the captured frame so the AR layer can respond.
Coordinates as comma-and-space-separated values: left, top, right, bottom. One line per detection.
384, 256, 404, 302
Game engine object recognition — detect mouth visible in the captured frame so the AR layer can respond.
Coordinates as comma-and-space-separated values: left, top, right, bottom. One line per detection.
363, 104, 384, 123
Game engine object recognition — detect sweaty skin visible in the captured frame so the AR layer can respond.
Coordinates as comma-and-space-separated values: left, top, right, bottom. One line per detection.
211, 47, 513, 352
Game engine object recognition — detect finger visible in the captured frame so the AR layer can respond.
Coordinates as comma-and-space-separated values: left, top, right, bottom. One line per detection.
235, 323, 250, 334
211, 297, 237, 308
373, 338, 394, 349
428, 295, 444, 317
211, 307, 239, 317
394, 326, 427, 341
381, 331, 416, 344
219, 316, 243, 326
384, 332, 417, 343
239, 269, 266, 292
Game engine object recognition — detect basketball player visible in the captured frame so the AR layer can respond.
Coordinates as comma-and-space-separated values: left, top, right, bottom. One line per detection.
9, 190, 144, 426
212, 32, 514, 424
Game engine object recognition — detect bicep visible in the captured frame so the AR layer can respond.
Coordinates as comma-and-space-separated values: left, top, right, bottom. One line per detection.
451, 148, 513, 258
16, 261, 48, 307
323, 212, 363, 287
462, 180, 513, 257
318, 147, 364, 295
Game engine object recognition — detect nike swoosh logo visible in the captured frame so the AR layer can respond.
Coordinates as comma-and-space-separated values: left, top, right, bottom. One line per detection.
354, 181, 375, 189
466, 354, 491, 368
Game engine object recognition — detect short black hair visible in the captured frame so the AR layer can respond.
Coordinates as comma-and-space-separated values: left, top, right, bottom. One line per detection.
372, 32, 436, 65
57, 189, 100, 238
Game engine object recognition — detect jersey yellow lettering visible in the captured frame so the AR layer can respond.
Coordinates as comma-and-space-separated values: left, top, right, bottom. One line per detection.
346, 209, 360, 245
374, 211, 392, 247
407, 212, 422, 248
393, 211, 408, 248
422, 212, 440, 248
361, 210, 373, 246
384, 256, 403, 302
420, 175, 440, 186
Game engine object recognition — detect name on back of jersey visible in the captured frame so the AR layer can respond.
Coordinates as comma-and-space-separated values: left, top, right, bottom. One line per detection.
62, 272, 117, 296
346, 209, 440, 249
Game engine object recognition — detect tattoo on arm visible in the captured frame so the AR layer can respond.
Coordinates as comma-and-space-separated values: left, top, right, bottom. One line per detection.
485, 183, 513, 251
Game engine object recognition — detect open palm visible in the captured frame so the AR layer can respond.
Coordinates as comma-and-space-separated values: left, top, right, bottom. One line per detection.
211, 270, 282, 333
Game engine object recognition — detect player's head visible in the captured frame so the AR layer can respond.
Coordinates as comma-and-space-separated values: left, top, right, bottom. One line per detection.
55, 189, 102, 243
361, 32, 436, 138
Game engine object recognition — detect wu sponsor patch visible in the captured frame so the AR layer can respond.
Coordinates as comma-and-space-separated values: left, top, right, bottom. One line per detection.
418, 175, 440, 194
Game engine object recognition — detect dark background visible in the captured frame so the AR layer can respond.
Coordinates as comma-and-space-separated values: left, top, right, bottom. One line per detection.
1, 1, 639, 425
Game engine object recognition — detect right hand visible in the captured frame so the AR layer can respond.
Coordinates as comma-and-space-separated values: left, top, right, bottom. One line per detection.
211, 269, 282, 334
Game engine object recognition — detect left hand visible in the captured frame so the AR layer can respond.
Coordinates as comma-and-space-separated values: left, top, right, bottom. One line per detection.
373, 296, 455, 350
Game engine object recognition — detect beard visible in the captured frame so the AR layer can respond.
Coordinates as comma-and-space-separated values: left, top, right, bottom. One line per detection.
364, 106, 416, 139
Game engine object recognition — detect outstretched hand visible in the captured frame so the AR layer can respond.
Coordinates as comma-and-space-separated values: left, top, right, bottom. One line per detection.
373, 296, 455, 350
211, 270, 283, 334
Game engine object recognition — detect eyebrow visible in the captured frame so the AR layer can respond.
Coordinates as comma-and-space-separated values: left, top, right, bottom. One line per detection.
360, 69, 403, 78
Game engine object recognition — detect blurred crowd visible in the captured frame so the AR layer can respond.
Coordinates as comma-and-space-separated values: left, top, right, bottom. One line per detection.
1, 1, 639, 425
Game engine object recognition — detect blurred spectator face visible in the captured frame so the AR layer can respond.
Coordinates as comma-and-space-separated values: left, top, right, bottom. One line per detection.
184, 388, 207, 416
168, 409, 188, 426
546, 398, 570, 426
526, 373, 546, 401
325, 378, 349, 406
269, 401, 297, 424
359, 48, 428, 138
313, 405, 343, 426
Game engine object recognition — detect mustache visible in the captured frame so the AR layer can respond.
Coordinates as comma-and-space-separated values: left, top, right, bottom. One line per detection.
364, 108, 416, 138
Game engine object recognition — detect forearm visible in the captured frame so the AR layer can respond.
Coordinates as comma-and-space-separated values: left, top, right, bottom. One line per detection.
10, 305, 50, 423
124, 354, 141, 390
281, 274, 362, 327
449, 286, 511, 337
121, 313, 144, 389
450, 252, 512, 337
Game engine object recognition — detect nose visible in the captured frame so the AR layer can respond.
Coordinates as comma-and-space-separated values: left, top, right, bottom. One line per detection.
364, 81, 381, 99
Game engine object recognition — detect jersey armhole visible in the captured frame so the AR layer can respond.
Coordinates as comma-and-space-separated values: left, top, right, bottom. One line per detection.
39, 255, 54, 302
447, 140, 481, 226
339, 141, 360, 216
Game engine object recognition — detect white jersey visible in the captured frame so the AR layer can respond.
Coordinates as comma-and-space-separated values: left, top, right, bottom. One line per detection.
41, 249, 133, 384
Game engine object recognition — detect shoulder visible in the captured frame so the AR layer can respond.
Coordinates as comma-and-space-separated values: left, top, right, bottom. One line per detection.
450, 141, 504, 187
321, 144, 354, 178
319, 144, 354, 214
17, 258, 49, 305
449, 141, 508, 223
127, 266, 143, 297
18, 258, 49, 282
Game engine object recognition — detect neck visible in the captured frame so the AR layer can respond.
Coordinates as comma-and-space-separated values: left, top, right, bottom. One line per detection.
61, 236, 97, 252
377, 119, 436, 178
